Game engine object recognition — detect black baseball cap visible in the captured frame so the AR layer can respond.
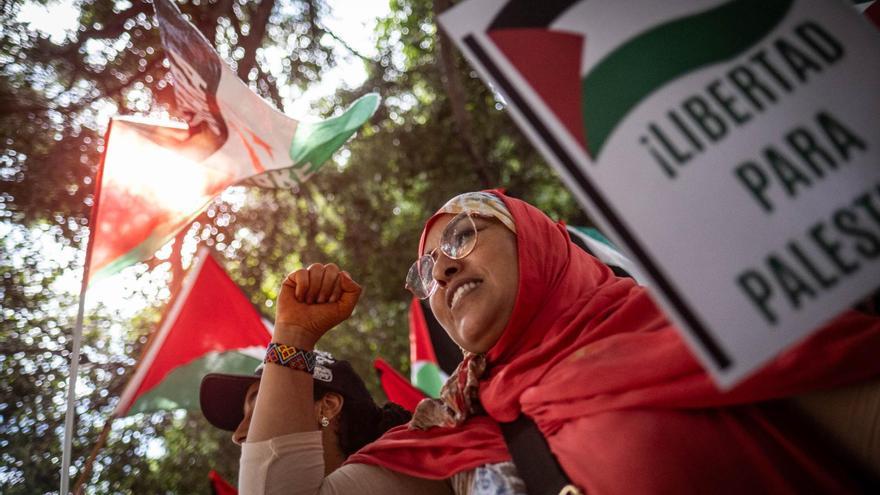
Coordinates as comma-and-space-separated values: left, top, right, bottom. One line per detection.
199, 352, 374, 431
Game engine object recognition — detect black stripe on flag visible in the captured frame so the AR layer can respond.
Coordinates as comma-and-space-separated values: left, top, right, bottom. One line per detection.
489, 0, 581, 30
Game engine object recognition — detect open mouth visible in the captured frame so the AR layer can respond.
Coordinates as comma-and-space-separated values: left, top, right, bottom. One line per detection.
450, 280, 482, 309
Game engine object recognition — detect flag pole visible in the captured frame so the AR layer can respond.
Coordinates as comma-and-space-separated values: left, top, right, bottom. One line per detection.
60, 120, 112, 495
70, 244, 206, 493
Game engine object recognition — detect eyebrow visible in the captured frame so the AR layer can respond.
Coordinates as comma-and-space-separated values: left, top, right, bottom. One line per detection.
421, 244, 439, 258
421, 229, 443, 256
422, 215, 496, 253
472, 217, 492, 226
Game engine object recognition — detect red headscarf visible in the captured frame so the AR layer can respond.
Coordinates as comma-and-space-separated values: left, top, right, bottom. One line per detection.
348, 191, 880, 491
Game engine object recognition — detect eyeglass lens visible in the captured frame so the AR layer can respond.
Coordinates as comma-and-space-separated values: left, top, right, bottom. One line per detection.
441, 213, 477, 259
405, 213, 478, 299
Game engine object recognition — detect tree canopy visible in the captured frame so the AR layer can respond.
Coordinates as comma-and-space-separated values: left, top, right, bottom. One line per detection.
0, 0, 585, 493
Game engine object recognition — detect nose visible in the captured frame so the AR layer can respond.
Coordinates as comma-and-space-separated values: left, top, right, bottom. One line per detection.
232, 418, 249, 446
431, 253, 461, 288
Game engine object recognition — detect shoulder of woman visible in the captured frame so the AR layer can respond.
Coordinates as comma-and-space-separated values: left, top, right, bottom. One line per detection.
324, 463, 453, 495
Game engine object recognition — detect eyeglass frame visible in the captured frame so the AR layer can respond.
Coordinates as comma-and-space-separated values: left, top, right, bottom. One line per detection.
405, 211, 486, 299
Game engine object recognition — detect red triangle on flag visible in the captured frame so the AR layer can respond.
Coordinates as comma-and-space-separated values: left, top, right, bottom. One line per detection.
409, 297, 439, 364
488, 28, 587, 150
373, 358, 426, 412
209, 469, 238, 495
114, 249, 271, 415
88, 118, 237, 283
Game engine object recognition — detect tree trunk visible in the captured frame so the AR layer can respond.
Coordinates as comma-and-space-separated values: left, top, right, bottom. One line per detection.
237, 0, 277, 82
433, 0, 495, 188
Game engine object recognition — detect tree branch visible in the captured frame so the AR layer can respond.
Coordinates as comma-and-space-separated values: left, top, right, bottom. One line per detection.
35, 1, 152, 59
195, 0, 234, 42
304, 0, 321, 49
319, 24, 377, 63
236, 0, 276, 82
256, 66, 284, 110
72, 56, 165, 113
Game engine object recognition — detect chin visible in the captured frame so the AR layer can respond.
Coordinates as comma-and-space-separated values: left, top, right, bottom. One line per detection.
448, 326, 480, 353
459, 341, 486, 354
457, 323, 498, 354
450, 332, 479, 353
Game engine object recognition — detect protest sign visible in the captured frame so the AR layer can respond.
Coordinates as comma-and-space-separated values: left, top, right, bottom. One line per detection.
439, 0, 880, 387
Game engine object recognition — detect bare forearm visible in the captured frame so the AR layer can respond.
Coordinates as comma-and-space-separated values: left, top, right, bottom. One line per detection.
247, 325, 319, 443
248, 264, 361, 443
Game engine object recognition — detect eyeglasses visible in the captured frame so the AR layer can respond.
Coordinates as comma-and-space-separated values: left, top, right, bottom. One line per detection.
405, 212, 481, 299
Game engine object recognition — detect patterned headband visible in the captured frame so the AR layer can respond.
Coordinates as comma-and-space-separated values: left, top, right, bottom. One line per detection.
436, 191, 516, 233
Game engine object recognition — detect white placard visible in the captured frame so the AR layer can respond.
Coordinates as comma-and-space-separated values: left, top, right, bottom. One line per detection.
439, 0, 880, 387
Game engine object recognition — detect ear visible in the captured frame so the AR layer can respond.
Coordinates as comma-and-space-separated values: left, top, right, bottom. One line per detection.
314, 392, 344, 422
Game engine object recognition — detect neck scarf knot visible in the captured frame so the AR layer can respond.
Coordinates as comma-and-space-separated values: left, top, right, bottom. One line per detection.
410, 352, 486, 430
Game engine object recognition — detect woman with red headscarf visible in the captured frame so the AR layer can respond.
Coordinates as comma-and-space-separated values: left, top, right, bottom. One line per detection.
347, 190, 880, 493
243, 190, 880, 494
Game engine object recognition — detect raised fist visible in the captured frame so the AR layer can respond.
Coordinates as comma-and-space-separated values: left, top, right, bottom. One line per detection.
274, 263, 362, 348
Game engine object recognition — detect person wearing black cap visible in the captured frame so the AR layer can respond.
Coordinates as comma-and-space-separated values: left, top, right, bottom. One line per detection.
200, 354, 410, 471
210, 263, 453, 494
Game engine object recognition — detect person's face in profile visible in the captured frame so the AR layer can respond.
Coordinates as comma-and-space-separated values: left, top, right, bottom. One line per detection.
232, 381, 260, 445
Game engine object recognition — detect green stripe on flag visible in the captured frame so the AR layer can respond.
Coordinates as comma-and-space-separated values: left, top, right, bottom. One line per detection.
127, 351, 260, 416
89, 211, 207, 285
89, 247, 150, 285
413, 361, 445, 398
290, 93, 380, 173
571, 227, 617, 250
582, 0, 793, 157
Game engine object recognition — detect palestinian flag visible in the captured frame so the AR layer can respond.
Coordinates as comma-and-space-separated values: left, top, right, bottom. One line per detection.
409, 298, 463, 398
88, 0, 378, 282
114, 249, 270, 416
373, 358, 426, 412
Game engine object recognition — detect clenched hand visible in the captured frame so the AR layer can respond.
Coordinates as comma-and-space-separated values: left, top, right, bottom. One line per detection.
274, 263, 362, 349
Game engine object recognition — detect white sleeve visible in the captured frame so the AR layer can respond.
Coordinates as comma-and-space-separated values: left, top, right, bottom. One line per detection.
239, 430, 453, 495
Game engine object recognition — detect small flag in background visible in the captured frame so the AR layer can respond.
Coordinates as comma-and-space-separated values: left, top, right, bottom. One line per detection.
209, 470, 237, 495
409, 298, 460, 397
87, 0, 378, 282
114, 249, 271, 416
373, 358, 426, 412
566, 226, 645, 285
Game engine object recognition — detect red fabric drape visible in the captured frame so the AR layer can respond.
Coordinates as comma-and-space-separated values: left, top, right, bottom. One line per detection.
349, 191, 880, 493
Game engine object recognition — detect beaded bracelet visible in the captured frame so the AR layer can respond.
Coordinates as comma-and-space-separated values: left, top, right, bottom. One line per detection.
264, 343, 317, 374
